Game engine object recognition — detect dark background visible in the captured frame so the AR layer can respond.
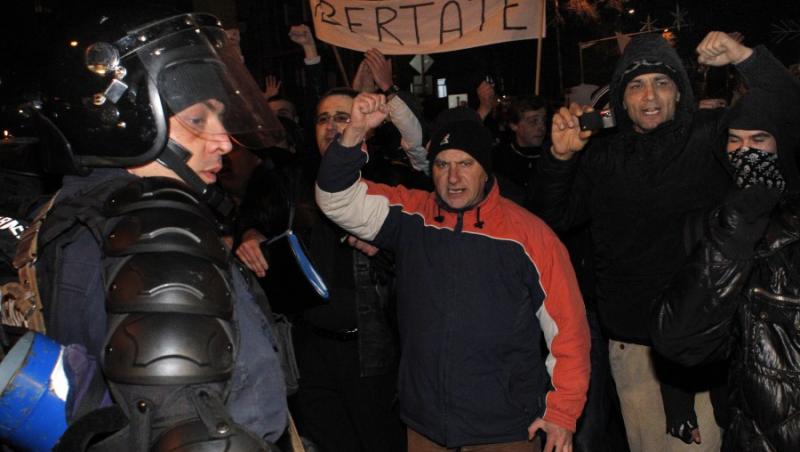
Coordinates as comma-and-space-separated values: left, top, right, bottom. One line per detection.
1, 0, 799, 123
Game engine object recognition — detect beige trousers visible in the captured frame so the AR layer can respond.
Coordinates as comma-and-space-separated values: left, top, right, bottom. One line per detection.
609, 340, 722, 452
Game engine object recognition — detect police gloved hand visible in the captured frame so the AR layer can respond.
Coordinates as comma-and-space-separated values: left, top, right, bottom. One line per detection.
709, 185, 780, 260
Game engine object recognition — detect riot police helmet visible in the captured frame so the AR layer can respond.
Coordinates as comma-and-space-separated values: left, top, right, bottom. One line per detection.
38, 8, 283, 176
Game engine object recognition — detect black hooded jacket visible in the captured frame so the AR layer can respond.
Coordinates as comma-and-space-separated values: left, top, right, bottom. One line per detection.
534, 34, 739, 343
651, 47, 800, 451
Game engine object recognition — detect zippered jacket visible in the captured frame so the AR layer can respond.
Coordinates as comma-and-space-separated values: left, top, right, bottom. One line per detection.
316, 140, 590, 447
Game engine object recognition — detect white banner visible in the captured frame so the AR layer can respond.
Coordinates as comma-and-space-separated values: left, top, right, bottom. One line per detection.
309, 0, 545, 55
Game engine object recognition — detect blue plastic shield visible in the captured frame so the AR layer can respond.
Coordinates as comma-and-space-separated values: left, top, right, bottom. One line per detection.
0, 331, 69, 451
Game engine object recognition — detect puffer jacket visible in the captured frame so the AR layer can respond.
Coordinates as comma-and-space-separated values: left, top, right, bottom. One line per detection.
316, 138, 590, 447
652, 198, 800, 451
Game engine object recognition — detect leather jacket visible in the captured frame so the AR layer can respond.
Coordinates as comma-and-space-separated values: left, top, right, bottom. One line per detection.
652, 198, 800, 451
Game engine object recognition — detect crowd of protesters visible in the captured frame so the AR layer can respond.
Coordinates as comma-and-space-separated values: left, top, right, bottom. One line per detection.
224, 24, 800, 452
1, 7, 800, 452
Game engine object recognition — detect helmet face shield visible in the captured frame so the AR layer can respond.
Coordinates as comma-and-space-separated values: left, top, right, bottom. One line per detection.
169, 96, 230, 142
40, 12, 284, 174
137, 23, 284, 149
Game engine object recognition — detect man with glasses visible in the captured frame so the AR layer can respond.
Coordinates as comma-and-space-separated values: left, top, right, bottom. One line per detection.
235, 86, 426, 452
291, 87, 431, 452
315, 89, 356, 155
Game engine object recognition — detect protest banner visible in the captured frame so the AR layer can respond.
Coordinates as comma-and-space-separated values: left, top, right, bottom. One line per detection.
310, 0, 545, 55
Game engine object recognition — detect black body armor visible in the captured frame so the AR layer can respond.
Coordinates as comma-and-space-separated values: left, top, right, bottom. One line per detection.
51, 177, 274, 451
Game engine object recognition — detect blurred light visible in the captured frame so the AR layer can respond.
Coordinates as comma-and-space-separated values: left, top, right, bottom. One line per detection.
69, 40, 79, 47
662, 30, 677, 45
436, 78, 447, 99
627, 8, 635, 15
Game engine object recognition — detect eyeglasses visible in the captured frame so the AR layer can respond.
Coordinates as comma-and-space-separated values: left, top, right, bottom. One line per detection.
315, 112, 351, 125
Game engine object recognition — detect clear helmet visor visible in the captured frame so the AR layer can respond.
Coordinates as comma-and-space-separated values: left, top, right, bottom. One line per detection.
136, 24, 283, 149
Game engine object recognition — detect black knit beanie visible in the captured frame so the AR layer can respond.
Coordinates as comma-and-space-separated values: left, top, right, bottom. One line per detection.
725, 88, 779, 139
428, 119, 493, 174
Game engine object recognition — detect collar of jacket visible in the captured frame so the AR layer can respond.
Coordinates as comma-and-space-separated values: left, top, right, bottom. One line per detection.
510, 142, 544, 159
433, 177, 500, 230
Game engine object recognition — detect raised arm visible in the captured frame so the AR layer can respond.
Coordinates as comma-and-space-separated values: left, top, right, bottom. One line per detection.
359, 48, 427, 171
315, 93, 392, 241
699, 32, 800, 116
530, 103, 595, 231
289, 24, 326, 118
289, 24, 319, 64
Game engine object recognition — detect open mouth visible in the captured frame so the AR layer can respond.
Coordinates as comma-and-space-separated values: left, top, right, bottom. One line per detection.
201, 166, 221, 182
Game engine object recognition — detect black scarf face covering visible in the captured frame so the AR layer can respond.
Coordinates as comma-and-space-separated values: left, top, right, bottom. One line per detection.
728, 146, 785, 192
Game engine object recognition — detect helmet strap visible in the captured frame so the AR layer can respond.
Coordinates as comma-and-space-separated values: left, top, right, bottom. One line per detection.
157, 140, 234, 221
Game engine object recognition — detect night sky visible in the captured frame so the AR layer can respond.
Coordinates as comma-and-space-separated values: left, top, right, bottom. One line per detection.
1, 0, 799, 113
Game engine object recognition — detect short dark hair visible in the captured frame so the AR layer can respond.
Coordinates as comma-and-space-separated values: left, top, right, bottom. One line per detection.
508, 96, 546, 124
316, 87, 359, 115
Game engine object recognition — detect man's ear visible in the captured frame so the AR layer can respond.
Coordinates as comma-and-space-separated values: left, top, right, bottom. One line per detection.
676, 92, 681, 103
509, 122, 519, 133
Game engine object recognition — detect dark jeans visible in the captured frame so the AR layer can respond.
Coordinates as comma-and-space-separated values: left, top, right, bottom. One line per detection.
291, 322, 405, 452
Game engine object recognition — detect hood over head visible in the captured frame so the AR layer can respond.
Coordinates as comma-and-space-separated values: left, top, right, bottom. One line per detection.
609, 34, 695, 133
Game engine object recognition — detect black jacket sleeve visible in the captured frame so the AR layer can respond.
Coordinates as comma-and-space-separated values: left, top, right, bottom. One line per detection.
531, 147, 594, 231
736, 45, 799, 97
651, 219, 752, 366
300, 59, 327, 135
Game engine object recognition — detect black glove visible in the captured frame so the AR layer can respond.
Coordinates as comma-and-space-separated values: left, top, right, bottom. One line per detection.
709, 185, 780, 260
667, 413, 699, 444
659, 377, 699, 445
